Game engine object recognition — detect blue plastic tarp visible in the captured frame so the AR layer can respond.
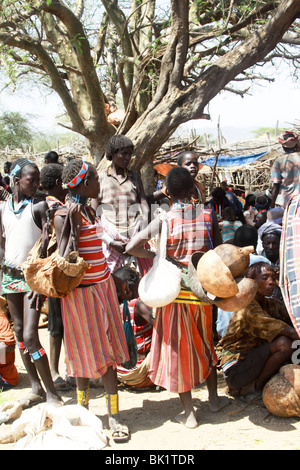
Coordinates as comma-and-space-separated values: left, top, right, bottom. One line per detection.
200, 151, 268, 168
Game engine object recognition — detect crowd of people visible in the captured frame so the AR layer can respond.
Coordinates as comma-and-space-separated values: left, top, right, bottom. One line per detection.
0, 130, 300, 442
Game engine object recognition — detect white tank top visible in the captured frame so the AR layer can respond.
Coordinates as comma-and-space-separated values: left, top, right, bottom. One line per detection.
2, 199, 41, 268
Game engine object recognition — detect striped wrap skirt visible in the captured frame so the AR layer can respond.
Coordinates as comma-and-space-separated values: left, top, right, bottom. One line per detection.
60, 275, 129, 379
280, 194, 300, 336
149, 302, 218, 394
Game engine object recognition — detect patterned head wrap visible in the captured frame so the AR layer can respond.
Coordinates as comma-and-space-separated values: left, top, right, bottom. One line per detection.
65, 161, 89, 188
278, 131, 300, 150
10, 158, 35, 184
258, 221, 282, 240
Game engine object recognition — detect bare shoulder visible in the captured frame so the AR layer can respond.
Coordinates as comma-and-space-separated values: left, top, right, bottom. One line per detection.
32, 198, 48, 212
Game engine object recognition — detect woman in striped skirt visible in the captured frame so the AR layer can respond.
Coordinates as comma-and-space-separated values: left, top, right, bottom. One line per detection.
54, 159, 131, 443
126, 167, 229, 428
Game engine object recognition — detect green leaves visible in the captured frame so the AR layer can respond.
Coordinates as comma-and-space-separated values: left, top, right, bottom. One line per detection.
0, 111, 33, 149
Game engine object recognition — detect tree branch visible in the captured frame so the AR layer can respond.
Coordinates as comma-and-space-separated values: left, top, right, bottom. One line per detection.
0, 30, 85, 131
43, 0, 107, 129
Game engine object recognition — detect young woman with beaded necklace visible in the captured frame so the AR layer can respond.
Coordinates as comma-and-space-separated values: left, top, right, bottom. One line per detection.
0, 158, 63, 408
54, 158, 131, 443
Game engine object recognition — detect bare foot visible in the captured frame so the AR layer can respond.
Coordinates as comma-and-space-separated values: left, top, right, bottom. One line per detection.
46, 392, 64, 407
174, 410, 198, 429
209, 395, 230, 413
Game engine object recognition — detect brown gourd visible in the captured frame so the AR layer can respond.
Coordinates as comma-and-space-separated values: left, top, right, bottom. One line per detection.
196, 244, 255, 299
215, 277, 258, 311
196, 249, 239, 298
262, 364, 300, 418
214, 244, 254, 278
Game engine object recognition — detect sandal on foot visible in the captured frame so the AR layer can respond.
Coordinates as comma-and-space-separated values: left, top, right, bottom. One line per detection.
66, 376, 76, 388
54, 376, 72, 391
18, 393, 45, 409
109, 417, 130, 443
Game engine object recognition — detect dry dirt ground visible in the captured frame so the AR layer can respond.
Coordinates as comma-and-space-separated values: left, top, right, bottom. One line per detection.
1, 326, 300, 452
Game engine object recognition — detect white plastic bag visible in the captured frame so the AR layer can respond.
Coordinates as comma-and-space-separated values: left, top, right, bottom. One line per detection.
13, 404, 107, 450
138, 211, 182, 307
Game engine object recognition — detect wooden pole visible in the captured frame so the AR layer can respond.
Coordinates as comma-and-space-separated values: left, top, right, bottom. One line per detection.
210, 151, 220, 194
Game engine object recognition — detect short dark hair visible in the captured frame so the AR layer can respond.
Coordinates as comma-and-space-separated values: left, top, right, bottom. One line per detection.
106, 134, 134, 161
233, 224, 258, 248
40, 163, 63, 190
262, 230, 281, 242
222, 206, 236, 218
177, 150, 197, 166
244, 193, 256, 210
113, 265, 140, 288
45, 151, 59, 163
165, 167, 194, 200
255, 195, 269, 210
212, 187, 225, 200
246, 261, 274, 280
113, 266, 140, 301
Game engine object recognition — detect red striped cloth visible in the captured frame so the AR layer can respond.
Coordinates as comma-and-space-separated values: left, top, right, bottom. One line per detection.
48, 198, 111, 284
126, 299, 153, 355
78, 219, 110, 284
60, 276, 129, 378
148, 205, 217, 393
149, 303, 218, 393
166, 205, 213, 266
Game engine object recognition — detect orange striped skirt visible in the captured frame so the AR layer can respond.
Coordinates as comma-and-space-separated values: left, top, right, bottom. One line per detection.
60, 275, 129, 379
149, 303, 218, 393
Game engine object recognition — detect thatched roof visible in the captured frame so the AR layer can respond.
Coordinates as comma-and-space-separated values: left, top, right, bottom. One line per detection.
152, 133, 285, 195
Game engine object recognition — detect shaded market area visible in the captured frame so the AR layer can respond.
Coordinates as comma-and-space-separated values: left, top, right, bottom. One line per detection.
0, 125, 300, 451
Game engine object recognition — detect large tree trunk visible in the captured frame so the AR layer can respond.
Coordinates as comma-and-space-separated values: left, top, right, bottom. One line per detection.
128, 0, 300, 171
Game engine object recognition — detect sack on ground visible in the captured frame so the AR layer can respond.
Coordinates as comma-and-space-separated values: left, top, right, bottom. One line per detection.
11, 404, 107, 450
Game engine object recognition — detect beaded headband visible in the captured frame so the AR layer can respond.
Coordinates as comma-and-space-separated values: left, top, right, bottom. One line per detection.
11, 159, 34, 178
65, 161, 89, 188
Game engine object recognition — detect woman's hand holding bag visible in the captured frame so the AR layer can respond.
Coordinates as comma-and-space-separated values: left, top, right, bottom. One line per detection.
138, 210, 182, 308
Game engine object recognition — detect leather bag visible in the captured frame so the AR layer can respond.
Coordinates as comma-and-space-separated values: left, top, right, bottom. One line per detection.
22, 205, 90, 298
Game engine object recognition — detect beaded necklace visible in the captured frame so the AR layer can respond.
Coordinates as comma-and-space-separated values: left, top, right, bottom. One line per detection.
68, 192, 96, 225
172, 199, 193, 210
9, 195, 31, 215
68, 191, 88, 207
